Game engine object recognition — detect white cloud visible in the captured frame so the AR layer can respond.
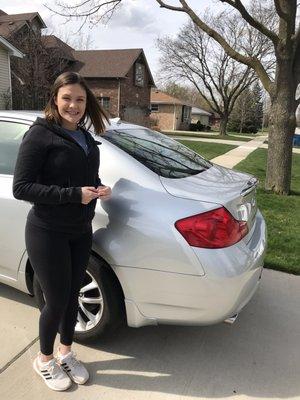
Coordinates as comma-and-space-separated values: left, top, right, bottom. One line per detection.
108, 0, 161, 35
0, 0, 223, 74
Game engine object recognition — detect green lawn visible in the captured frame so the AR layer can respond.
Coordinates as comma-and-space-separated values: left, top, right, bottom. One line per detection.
165, 131, 252, 142
178, 140, 299, 274
177, 140, 236, 160
234, 149, 300, 275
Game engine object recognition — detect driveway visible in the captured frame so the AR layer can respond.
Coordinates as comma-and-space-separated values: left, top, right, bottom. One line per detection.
0, 268, 299, 399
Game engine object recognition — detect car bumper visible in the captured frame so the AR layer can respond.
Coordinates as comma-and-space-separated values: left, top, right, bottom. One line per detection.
113, 210, 266, 328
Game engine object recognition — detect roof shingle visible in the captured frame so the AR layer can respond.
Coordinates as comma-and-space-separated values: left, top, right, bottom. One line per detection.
42, 35, 75, 61
151, 90, 192, 106
72, 48, 152, 80
0, 11, 46, 38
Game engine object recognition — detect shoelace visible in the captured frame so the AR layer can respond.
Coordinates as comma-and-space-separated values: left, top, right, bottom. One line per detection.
42, 360, 62, 379
61, 352, 81, 369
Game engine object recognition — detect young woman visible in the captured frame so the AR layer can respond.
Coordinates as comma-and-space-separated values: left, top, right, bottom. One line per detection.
13, 71, 111, 391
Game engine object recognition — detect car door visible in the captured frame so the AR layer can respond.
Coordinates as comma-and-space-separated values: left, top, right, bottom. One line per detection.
0, 119, 31, 280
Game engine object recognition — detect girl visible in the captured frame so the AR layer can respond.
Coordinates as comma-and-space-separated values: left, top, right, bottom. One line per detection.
13, 71, 111, 391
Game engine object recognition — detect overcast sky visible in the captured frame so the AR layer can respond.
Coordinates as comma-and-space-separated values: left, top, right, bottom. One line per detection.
0, 0, 227, 79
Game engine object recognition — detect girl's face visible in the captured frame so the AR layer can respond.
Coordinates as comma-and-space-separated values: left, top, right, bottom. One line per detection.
54, 83, 87, 130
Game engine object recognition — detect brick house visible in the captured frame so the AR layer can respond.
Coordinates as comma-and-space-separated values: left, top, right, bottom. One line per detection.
0, 10, 45, 40
71, 48, 155, 126
0, 10, 54, 109
191, 107, 211, 126
0, 9, 156, 125
150, 90, 192, 131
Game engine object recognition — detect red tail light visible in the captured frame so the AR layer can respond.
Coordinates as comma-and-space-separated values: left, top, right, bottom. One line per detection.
175, 207, 248, 249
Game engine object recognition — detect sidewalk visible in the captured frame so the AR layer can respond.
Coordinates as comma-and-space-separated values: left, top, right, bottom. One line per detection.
210, 135, 267, 168
173, 135, 300, 157
163, 130, 258, 139
172, 137, 246, 146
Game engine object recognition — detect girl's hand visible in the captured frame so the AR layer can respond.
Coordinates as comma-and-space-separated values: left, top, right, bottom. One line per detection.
81, 187, 99, 204
97, 185, 112, 201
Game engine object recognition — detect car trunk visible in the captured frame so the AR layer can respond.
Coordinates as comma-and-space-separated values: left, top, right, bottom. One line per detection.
159, 164, 258, 241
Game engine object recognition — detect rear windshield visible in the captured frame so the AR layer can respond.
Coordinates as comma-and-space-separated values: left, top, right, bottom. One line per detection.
103, 128, 212, 178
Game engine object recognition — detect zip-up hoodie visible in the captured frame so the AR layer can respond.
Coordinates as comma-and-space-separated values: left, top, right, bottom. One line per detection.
13, 117, 103, 233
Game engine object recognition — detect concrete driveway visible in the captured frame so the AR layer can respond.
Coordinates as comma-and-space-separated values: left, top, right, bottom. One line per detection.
0, 268, 299, 400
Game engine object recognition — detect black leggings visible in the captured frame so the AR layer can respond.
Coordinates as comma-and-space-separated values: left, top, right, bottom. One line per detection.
25, 221, 93, 355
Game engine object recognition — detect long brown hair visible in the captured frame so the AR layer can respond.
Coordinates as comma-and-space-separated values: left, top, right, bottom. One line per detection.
44, 71, 109, 135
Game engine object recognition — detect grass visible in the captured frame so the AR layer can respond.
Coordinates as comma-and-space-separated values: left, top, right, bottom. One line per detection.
164, 131, 252, 142
234, 149, 300, 275
178, 139, 299, 274
177, 140, 236, 160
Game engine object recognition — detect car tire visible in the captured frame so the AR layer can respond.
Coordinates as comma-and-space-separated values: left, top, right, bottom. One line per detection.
33, 254, 125, 341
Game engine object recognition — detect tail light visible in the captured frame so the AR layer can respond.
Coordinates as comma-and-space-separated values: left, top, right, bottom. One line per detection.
175, 207, 248, 249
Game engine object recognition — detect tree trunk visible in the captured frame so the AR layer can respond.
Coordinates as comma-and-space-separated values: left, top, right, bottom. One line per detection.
219, 114, 228, 136
265, 85, 296, 195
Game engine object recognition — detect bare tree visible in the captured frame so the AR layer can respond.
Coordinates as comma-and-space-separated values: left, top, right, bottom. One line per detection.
228, 82, 264, 133
9, 28, 50, 109
48, 0, 300, 195
45, 22, 94, 50
10, 27, 74, 109
157, 16, 264, 135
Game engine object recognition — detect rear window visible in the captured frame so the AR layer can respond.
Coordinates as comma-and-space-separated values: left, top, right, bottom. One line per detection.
103, 128, 212, 178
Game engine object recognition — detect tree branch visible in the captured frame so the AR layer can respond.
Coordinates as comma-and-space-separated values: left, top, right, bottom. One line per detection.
219, 0, 279, 44
228, 73, 257, 114
46, 0, 121, 22
274, 0, 289, 21
156, 0, 185, 12
164, 0, 274, 94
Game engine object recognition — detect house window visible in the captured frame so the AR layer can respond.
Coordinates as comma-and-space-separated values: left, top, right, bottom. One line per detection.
31, 23, 40, 35
182, 105, 190, 122
151, 104, 159, 112
98, 97, 110, 111
135, 63, 145, 87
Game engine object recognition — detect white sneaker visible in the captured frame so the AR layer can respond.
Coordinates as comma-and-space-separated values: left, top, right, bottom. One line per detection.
56, 350, 89, 384
33, 353, 72, 391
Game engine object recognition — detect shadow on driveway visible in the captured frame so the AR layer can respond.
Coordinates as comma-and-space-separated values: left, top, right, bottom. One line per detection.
78, 269, 300, 398
1, 269, 299, 399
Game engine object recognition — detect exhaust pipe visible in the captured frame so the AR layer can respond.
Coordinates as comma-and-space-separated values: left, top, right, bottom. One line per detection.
224, 314, 238, 324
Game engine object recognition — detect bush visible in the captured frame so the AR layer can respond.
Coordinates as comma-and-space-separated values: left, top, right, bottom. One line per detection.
227, 119, 258, 134
189, 121, 211, 132
189, 123, 199, 131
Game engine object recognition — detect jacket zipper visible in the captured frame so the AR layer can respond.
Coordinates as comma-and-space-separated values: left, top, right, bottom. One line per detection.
63, 133, 97, 225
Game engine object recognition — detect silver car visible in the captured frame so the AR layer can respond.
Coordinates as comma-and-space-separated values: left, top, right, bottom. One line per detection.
0, 110, 266, 340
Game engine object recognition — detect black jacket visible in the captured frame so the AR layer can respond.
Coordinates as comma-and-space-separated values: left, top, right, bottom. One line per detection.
13, 117, 103, 233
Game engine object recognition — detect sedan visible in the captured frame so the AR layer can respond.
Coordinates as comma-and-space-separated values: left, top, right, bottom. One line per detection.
0, 110, 266, 340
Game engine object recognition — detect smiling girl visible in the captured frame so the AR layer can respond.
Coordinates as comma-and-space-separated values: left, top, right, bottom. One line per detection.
13, 72, 111, 391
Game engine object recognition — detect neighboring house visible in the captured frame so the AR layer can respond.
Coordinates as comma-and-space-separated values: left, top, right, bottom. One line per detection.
0, 9, 156, 125
0, 10, 45, 42
42, 35, 77, 71
71, 48, 155, 126
191, 107, 211, 126
0, 10, 49, 109
150, 90, 192, 131
191, 107, 221, 128
0, 35, 23, 109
